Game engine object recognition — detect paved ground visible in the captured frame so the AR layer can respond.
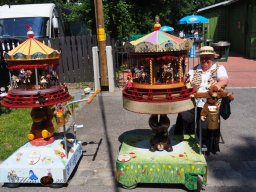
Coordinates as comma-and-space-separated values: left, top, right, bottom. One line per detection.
1, 53, 256, 192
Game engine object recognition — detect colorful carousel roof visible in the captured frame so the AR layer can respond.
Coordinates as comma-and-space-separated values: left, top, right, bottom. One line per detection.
4, 28, 60, 69
124, 30, 192, 53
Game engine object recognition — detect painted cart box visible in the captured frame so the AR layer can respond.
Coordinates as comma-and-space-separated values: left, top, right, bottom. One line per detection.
116, 135, 207, 190
0, 137, 82, 186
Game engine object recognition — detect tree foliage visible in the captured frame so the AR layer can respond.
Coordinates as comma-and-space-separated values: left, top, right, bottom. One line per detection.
1, 0, 227, 39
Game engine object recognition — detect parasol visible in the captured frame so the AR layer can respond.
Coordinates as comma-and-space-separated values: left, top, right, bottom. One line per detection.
178, 15, 209, 24
160, 26, 174, 32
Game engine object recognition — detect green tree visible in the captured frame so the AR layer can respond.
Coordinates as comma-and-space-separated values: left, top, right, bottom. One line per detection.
1, 0, 228, 40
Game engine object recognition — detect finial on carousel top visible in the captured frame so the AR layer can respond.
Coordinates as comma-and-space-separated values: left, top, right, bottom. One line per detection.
25, 24, 35, 38
154, 15, 161, 31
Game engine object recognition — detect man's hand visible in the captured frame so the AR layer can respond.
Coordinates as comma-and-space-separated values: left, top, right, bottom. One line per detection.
201, 116, 206, 121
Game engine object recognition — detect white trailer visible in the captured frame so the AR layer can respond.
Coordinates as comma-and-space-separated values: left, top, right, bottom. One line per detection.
0, 3, 66, 39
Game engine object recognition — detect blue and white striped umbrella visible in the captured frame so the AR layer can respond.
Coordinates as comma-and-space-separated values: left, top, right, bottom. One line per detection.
178, 15, 209, 24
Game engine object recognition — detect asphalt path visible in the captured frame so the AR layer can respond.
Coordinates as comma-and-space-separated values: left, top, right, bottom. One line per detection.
1, 87, 255, 192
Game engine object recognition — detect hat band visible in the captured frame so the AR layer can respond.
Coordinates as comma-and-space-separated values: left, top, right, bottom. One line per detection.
199, 50, 214, 54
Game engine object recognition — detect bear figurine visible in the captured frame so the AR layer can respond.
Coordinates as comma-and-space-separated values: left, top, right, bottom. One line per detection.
27, 106, 54, 141
191, 85, 234, 121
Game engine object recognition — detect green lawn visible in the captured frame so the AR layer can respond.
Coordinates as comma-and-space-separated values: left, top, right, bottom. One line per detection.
0, 98, 79, 160
0, 108, 31, 160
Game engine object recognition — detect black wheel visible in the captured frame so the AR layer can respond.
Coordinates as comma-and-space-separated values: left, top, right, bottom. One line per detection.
50, 183, 66, 188
121, 183, 137, 189
4, 183, 20, 188
166, 146, 173, 152
149, 145, 156, 152
195, 175, 203, 192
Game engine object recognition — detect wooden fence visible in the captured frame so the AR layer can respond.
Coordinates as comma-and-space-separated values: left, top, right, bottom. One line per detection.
49, 35, 98, 83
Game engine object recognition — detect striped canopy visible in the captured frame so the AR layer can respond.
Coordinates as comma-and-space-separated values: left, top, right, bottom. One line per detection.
4, 38, 60, 61
4, 31, 60, 69
125, 30, 192, 52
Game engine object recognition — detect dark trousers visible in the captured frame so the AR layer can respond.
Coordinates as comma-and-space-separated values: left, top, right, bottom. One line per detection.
174, 108, 220, 154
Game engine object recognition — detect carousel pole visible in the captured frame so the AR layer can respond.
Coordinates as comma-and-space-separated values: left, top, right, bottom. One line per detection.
35, 68, 39, 89
94, 0, 108, 91
179, 57, 183, 82
150, 60, 153, 85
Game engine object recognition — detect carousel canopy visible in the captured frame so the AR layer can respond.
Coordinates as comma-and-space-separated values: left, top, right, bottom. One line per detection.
4, 28, 60, 69
124, 30, 192, 53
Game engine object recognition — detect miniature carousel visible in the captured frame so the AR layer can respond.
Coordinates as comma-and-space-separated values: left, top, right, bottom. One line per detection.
116, 17, 207, 191
0, 26, 81, 187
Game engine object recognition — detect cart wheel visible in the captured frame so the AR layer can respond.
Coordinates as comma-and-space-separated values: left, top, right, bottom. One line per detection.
195, 175, 203, 192
50, 183, 66, 188
121, 183, 137, 189
4, 183, 20, 188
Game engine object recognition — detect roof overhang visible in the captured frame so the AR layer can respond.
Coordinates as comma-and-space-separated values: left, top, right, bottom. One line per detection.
197, 0, 239, 13
0, 3, 55, 18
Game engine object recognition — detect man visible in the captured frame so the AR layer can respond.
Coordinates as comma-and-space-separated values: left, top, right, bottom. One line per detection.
174, 46, 229, 154
179, 30, 185, 39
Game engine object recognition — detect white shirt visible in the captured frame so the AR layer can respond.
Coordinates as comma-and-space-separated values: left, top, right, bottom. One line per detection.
179, 31, 185, 38
188, 63, 228, 107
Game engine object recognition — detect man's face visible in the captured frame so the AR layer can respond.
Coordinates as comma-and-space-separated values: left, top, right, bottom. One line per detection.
200, 56, 213, 71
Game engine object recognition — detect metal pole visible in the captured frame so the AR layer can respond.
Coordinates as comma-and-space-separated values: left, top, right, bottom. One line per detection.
194, 105, 197, 137
63, 124, 68, 159
199, 119, 202, 155
72, 103, 77, 143
94, 0, 108, 90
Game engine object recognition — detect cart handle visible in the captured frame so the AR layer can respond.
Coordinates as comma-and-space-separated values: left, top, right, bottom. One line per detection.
86, 89, 101, 104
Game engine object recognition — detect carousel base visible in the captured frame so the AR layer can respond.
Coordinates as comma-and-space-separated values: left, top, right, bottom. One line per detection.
1, 85, 72, 108
123, 97, 194, 114
0, 135, 82, 187
116, 134, 207, 191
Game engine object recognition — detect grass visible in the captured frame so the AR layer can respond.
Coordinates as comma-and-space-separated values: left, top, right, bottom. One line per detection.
0, 82, 92, 160
0, 95, 83, 160
0, 108, 31, 160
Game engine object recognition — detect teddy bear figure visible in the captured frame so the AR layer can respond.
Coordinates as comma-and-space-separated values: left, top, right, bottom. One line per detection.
27, 106, 55, 141
191, 85, 234, 121
149, 114, 173, 152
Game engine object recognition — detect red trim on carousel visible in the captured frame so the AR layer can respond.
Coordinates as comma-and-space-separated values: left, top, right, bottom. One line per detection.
6, 59, 59, 69
144, 54, 186, 61
1, 85, 72, 108
8, 64, 56, 69
122, 86, 196, 103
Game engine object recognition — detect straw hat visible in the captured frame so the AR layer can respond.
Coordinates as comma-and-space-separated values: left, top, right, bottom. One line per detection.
198, 46, 216, 57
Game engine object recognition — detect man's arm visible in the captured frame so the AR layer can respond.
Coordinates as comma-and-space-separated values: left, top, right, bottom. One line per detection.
215, 77, 229, 90
216, 65, 229, 90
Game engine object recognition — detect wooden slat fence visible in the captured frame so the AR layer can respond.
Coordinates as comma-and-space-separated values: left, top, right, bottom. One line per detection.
39, 35, 98, 83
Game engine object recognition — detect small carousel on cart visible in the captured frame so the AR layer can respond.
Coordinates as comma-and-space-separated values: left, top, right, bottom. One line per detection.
0, 26, 99, 187
116, 18, 207, 191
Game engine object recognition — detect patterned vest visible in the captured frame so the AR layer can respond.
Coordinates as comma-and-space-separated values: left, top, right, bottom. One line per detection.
191, 63, 220, 90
